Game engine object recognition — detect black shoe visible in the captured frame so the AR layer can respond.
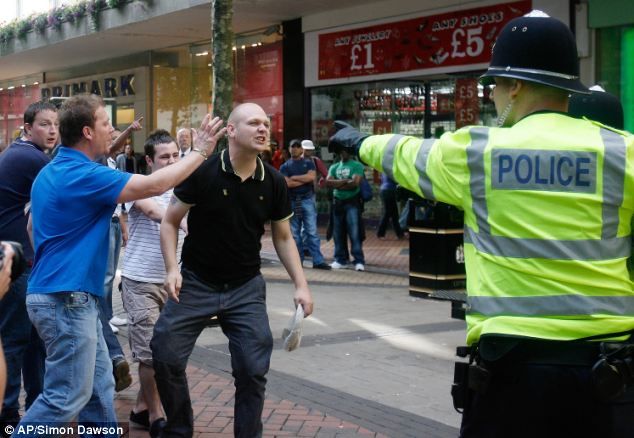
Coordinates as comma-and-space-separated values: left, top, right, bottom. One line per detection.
149, 418, 166, 438
129, 409, 150, 428
113, 358, 132, 392
313, 263, 332, 270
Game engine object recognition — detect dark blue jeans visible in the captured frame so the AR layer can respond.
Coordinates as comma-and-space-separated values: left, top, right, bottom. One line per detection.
333, 198, 364, 265
151, 271, 272, 438
0, 266, 45, 418
377, 189, 404, 238
97, 218, 124, 361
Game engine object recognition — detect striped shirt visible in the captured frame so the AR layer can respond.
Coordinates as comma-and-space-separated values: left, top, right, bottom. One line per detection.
121, 189, 184, 283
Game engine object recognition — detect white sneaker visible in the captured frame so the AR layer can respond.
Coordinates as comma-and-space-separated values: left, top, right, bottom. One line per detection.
109, 322, 120, 334
355, 263, 365, 271
110, 316, 127, 326
330, 261, 344, 269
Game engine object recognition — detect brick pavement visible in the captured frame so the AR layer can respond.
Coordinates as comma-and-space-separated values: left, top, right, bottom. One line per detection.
102, 223, 462, 438
114, 359, 395, 438
260, 222, 410, 279
108, 231, 460, 438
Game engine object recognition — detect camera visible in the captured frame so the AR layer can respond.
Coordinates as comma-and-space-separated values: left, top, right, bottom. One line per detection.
0, 241, 27, 281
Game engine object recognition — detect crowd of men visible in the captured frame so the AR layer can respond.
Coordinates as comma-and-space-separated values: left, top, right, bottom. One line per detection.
0, 10, 633, 438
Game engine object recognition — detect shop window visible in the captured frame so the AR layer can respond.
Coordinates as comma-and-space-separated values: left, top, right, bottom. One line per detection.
310, 77, 496, 217
596, 26, 634, 133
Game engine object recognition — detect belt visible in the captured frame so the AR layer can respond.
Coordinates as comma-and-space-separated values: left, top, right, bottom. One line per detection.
111, 215, 120, 223
477, 336, 603, 367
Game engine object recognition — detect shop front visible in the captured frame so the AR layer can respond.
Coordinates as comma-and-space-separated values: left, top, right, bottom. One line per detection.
41, 67, 149, 149
590, 0, 634, 133
305, 0, 533, 216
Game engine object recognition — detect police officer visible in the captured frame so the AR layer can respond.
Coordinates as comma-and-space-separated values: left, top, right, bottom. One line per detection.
329, 11, 634, 438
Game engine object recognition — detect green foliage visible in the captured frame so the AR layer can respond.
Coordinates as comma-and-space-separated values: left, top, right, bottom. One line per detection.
0, 0, 140, 43
15, 18, 32, 40
0, 22, 16, 45
32, 13, 48, 33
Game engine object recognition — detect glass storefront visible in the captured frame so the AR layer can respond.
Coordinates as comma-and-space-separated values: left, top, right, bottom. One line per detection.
596, 25, 634, 132
0, 84, 41, 150
152, 35, 284, 143
310, 75, 497, 216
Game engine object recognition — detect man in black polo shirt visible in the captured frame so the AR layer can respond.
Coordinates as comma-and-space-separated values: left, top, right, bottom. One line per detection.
153, 102, 314, 438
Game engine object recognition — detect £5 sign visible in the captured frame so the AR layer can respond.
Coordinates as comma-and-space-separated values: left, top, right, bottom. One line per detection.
318, 0, 530, 80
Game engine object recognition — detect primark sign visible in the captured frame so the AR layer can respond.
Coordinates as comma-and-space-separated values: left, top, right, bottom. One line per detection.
41, 74, 135, 100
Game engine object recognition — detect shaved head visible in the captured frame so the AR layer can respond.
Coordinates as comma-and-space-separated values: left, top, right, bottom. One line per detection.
228, 103, 266, 125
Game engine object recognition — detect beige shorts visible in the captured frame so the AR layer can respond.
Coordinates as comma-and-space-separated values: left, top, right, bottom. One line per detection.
120, 276, 167, 365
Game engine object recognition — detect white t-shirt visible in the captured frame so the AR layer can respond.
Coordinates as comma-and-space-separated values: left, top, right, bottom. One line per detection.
121, 189, 184, 283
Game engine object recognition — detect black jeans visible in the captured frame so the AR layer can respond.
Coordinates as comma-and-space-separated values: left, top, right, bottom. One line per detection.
377, 189, 403, 238
151, 271, 273, 438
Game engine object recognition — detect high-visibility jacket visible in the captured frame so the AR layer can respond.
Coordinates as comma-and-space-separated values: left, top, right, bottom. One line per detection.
360, 112, 634, 345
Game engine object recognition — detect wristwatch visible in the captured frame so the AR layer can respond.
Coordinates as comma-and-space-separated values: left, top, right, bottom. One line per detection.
192, 147, 208, 160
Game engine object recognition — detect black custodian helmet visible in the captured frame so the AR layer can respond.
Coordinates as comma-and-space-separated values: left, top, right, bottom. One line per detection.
480, 12, 588, 94
569, 87, 624, 130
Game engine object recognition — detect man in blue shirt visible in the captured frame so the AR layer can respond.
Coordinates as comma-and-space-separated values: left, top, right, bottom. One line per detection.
280, 139, 330, 270
0, 101, 57, 433
18, 95, 226, 436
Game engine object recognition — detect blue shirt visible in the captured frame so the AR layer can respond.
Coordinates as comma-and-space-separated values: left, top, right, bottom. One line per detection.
28, 147, 131, 296
0, 139, 50, 261
280, 158, 315, 197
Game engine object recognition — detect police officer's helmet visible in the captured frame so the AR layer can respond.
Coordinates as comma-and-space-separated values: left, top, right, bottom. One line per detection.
569, 86, 624, 130
480, 11, 588, 94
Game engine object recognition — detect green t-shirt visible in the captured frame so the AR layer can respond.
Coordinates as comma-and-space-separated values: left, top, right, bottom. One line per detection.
328, 159, 365, 200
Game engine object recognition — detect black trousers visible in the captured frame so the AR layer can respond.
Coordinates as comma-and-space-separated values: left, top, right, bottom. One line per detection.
377, 189, 404, 238
151, 271, 272, 438
460, 360, 634, 438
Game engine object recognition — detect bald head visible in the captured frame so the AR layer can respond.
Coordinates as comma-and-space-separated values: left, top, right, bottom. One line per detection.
228, 103, 267, 125
226, 103, 270, 153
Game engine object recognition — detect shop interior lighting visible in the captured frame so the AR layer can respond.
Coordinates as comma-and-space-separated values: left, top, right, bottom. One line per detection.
241, 45, 246, 50
0, 88, 3, 91
232, 46, 237, 51
207, 63, 211, 67
195, 51, 209, 57
33, 82, 39, 85
7, 86, 15, 90
21, 84, 26, 87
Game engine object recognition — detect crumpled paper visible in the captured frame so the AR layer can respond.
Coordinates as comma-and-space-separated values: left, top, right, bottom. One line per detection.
282, 304, 304, 352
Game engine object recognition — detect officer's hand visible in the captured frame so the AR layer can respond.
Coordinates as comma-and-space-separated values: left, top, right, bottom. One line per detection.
328, 121, 368, 156
164, 269, 182, 303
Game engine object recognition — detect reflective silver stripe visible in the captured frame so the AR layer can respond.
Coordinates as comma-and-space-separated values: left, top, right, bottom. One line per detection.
381, 134, 404, 181
601, 129, 627, 239
468, 294, 634, 317
415, 138, 435, 200
487, 66, 579, 80
464, 226, 631, 260
467, 127, 490, 234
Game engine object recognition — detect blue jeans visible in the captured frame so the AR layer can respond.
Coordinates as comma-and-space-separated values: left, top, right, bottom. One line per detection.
333, 199, 365, 265
152, 271, 272, 438
0, 267, 45, 417
18, 292, 117, 436
290, 196, 325, 266
97, 218, 124, 361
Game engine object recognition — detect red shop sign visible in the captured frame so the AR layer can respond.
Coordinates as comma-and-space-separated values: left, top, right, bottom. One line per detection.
454, 78, 480, 128
318, 0, 530, 80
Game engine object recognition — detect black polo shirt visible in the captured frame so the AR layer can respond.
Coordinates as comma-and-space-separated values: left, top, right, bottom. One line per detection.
175, 149, 292, 286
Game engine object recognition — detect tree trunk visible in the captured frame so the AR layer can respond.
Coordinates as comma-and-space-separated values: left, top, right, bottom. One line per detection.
211, 0, 234, 151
